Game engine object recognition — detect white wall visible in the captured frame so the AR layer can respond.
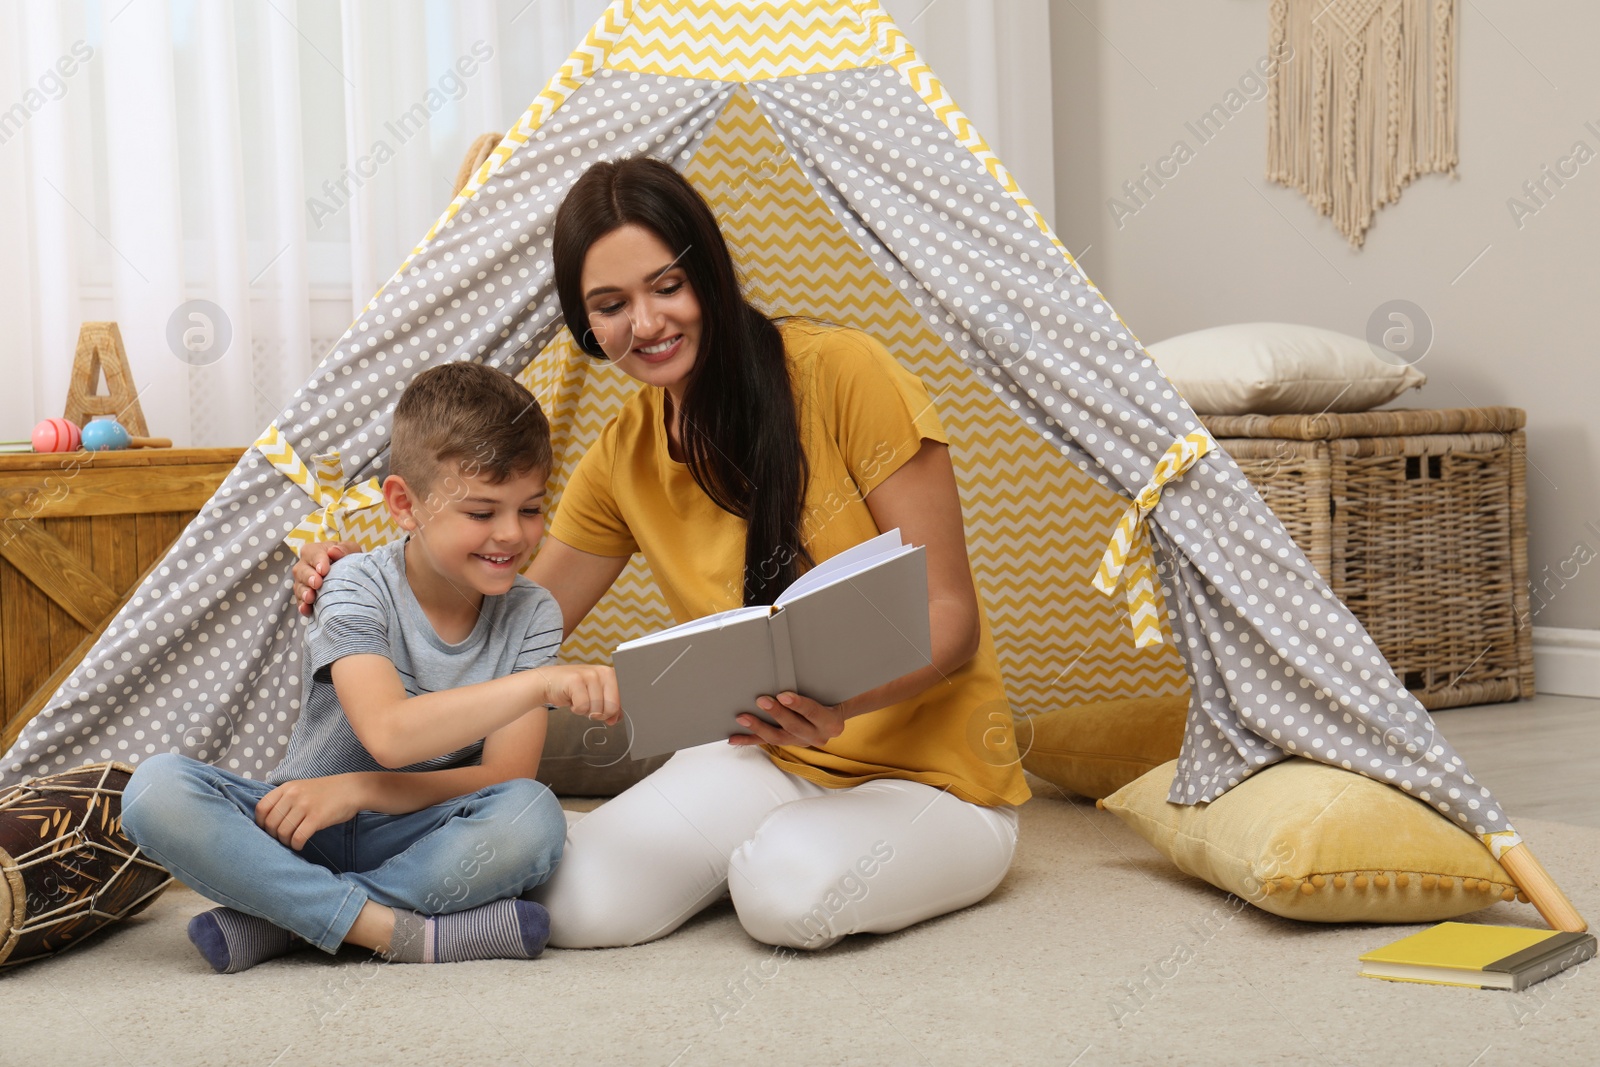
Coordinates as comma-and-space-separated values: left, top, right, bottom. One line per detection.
1051, 0, 1600, 634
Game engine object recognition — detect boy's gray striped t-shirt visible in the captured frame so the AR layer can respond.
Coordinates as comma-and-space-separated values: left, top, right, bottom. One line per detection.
267, 538, 563, 784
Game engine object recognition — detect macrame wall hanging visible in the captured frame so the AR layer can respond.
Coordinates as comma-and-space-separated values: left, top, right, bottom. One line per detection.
1267, 0, 1458, 247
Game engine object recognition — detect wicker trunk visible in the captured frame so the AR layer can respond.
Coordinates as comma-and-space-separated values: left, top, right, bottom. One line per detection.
1199, 408, 1533, 710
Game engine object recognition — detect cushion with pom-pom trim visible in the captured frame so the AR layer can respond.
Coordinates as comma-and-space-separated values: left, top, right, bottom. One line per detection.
1098, 757, 1527, 923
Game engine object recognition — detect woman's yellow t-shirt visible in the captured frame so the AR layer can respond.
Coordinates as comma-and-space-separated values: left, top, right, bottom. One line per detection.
549, 319, 1031, 807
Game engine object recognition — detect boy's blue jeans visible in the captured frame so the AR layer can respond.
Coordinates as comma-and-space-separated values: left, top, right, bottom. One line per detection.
121, 752, 566, 953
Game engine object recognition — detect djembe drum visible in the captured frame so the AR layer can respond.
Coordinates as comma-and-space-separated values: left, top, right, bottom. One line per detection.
0, 761, 173, 967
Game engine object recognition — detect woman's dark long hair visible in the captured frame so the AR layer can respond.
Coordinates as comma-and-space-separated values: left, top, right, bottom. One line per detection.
553, 156, 822, 606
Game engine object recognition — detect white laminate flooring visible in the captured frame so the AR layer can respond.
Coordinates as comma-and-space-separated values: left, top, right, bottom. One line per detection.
1434, 693, 1600, 828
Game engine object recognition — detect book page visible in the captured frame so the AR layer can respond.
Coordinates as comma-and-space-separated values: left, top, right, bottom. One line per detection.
778, 544, 918, 607
613, 527, 908, 652
613, 605, 770, 651
777, 528, 904, 604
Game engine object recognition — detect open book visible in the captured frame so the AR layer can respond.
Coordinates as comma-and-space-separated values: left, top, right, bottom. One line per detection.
611, 529, 932, 760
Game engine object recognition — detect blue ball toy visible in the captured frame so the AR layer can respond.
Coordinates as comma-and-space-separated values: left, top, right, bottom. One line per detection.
81, 418, 132, 451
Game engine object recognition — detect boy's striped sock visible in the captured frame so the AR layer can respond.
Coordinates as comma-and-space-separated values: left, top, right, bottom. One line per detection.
386, 899, 550, 964
187, 907, 296, 974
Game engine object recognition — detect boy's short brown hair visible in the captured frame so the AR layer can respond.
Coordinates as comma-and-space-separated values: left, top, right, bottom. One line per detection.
389, 362, 551, 491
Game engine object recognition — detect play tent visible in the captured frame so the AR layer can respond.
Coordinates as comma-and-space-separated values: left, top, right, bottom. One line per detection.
2, 0, 1578, 925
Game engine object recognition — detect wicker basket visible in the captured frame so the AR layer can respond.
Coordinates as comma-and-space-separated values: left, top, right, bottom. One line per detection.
1198, 408, 1533, 710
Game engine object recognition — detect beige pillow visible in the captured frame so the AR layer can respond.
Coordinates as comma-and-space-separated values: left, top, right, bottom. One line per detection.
1099, 758, 1528, 923
1145, 322, 1426, 415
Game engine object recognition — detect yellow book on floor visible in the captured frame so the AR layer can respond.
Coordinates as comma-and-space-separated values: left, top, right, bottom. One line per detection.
1360, 923, 1596, 991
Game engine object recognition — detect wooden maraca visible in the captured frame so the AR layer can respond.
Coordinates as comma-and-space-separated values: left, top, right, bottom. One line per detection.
79, 418, 171, 451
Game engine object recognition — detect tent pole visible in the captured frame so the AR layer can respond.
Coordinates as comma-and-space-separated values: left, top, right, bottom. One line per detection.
1498, 843, 1587, 932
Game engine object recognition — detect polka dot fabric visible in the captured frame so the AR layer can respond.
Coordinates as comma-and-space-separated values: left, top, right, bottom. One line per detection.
1, 71, 735, 787
749, 67, 1514, 842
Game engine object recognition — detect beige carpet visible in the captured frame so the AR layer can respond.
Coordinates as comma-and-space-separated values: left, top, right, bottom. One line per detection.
3, 783, 1596, 1067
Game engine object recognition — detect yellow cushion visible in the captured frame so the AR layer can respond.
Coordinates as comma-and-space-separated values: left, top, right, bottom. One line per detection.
1099, 758, 1529, 923
1020, 696, 1188, 799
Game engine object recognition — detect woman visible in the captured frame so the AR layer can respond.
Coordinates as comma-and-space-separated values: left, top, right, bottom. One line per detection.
294, 155, 1029, 950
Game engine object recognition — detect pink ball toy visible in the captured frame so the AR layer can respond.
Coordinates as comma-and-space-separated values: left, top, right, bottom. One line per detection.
31, 417, 82, 453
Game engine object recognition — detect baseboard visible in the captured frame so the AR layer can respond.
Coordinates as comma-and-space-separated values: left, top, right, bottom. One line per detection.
1532, 626, 1600, 699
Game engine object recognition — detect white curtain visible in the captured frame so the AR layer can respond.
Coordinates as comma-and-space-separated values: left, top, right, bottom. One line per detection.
1, 0, 1053, 447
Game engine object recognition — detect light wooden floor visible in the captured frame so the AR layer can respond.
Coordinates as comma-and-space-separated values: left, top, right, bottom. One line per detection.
1434, 692, 1600, 828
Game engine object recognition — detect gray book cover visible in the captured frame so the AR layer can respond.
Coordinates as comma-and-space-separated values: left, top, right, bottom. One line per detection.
611, 541, 931, 761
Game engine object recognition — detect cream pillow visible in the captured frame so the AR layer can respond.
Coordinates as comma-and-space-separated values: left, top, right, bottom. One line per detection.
1099, 758, 1528, 923
1145, 322, 1426, 415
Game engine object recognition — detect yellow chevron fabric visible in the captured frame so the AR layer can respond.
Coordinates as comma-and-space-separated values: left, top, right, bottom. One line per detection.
514, 88, 1189, 711
336, 500, 406, 554
1093, 432, 1213, 648
608, 0, 876, 80
254, 426, 386, 558
1484, 831, 1522, 862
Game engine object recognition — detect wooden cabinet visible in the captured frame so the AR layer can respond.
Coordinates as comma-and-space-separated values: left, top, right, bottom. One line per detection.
0, 448, 243, 749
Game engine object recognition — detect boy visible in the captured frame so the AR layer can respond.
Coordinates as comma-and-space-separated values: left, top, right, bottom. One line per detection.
122, 362, 618, 973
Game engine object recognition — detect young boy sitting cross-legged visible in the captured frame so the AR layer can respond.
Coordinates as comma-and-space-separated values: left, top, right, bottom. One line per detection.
122, 361, 618, 973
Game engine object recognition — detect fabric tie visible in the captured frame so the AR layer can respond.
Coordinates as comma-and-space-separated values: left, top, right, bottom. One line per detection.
254, 425, 385, 557
1483, 830, 1523, 860
1093, 431, 1214, 648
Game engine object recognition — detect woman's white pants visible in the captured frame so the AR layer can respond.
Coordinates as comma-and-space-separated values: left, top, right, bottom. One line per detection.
532, 741, 1019, 949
